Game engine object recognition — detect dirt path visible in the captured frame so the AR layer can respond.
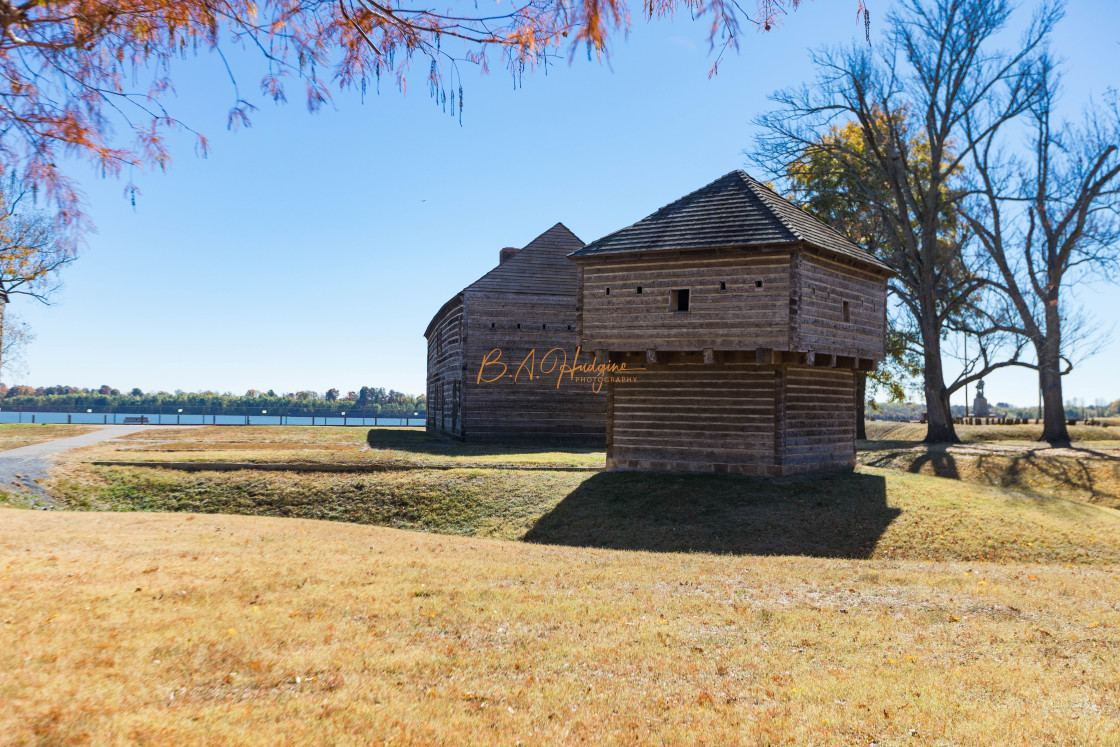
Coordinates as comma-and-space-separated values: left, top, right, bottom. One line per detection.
0, 425, 181, 503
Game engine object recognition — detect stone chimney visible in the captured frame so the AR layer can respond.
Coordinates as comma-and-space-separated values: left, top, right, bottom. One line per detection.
499, 246, 520, 265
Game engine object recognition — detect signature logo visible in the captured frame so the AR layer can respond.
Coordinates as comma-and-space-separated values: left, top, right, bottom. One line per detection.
476, 346, 642, 393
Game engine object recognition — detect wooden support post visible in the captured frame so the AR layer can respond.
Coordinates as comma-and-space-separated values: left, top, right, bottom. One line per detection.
646, 349, 658, 364
703, 348, 714, 364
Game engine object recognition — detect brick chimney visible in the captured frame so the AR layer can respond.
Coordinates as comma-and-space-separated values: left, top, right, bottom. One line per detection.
499, 246, 520, 265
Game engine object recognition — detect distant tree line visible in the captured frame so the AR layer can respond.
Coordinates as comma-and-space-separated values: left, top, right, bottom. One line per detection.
869, 398, 1119, 422
0, 384, 426, 415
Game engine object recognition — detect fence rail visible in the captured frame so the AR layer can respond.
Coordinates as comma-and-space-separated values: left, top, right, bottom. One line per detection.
0, 406, 426, 427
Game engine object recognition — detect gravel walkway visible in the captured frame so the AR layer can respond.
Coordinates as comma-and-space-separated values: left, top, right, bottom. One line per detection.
0, 425, 176, 504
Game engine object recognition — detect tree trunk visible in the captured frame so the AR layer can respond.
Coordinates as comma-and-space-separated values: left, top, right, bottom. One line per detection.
0, 292, 6, 383
1038, 306, 1070, 446
855, 371, 867, 440
1038, 362, 1069, 446
918, 307, 959, 443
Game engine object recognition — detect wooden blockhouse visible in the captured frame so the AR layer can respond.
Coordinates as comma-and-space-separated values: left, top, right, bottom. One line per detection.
425, 223, 606, 443
569, 171, 891, 475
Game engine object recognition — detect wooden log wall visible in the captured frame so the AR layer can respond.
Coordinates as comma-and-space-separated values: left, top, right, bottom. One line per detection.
578, 250, 792, 353
607, 362, 856, 476
462, 290, 605, 443
425, 295, 464, 438
796, 250, 888, 361
779, 366, 856, 474
608, 362, 779, 475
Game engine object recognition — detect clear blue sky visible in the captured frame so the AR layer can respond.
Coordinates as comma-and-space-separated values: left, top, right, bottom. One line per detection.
12, 1, 1120, 408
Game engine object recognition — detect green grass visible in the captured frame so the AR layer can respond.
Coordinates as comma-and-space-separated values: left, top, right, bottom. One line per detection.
47, 461, 1120, 566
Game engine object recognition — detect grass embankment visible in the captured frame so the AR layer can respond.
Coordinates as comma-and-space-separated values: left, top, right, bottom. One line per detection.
0, 423, 98, 451
48, 456, 1120, 565
860, 422, 1120, 509
94, 426, 604, 469
2, 510, 1118, 744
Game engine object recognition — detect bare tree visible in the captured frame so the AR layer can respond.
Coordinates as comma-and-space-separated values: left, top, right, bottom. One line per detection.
753, 0, 1057, 443
961, 73, 1120, 446
0, 177, 75, 376
0, 311, 34, 382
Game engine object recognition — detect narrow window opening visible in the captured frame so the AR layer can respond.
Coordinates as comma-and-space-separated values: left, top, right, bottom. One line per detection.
606, 287, 610, 295
636, 286, 643, 294
542, 324, 547, 330
755, 280, 763, 289
719, 281, 727, 292
567, 325, 572, 331
670, 288, 691, 312
842, 300, 851, 322
491, 322, 495, 329
517, 323, 521, 329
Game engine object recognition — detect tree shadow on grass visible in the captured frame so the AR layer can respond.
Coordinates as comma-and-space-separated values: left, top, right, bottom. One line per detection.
860, 442, 1120, 509
523, 470, 895, 558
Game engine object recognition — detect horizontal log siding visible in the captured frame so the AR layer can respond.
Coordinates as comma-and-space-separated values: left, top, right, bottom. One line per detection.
425, 298, 464, 439
797, 251, 887, 360
462, 291, 605, 444
778, 366, 856, 474
607, 362, 856, 475
607, 363, 779, 474
579, 251, 792, 352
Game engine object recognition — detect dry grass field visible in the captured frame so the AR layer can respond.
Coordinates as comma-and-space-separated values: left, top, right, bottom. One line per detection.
860, 422, 1120, 509
0, 423, 98, 451
2, 509, 1118, 745
4, 424, 1119, 743
863, 420, 1120, 444
82, 425, 604, 469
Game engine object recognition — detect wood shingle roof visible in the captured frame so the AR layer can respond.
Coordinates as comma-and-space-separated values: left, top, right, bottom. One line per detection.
570, 170, 891, 273
467, 222, 584, 295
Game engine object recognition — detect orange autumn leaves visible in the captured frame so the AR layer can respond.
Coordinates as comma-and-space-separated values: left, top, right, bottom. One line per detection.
0, 0, 822, 225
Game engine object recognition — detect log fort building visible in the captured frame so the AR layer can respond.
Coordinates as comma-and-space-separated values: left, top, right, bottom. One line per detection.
424, 223, 606, 443
570, 171, 891, 475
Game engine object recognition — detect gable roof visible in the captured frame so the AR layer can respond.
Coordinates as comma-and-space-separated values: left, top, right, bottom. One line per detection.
424, 222, 584, 339
569, 170, 891, 273
466, 222, 584, 295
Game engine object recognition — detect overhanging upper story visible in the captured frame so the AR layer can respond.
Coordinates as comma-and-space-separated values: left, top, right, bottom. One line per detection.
569, 171, 892, 370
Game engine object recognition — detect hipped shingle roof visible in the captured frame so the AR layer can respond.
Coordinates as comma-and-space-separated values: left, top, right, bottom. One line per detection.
570, 170, 891, 273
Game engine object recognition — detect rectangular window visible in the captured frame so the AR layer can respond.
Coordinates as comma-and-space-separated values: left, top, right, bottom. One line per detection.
670, 288, 691, 312
755, 280, 763, 288
843, 300, 851, 322
719, 281, 727, 292
637, 286, 643, 294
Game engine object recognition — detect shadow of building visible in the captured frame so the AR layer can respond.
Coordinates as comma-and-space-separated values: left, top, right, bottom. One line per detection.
523, 470, 896, 558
